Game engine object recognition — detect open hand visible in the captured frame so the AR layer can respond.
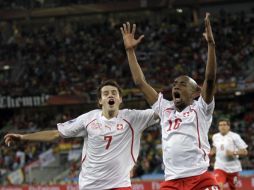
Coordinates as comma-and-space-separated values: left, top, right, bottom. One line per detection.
120, 22, 144, 50
203, 13, 215, 45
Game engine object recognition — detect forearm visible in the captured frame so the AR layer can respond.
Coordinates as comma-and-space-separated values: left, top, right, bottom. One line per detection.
125, 48, 158, 105
209, 146, 216, 156
21, 130, 60, 142
234, 149, 248, 157
126, 48, 146, 86
205, 44, 217, 82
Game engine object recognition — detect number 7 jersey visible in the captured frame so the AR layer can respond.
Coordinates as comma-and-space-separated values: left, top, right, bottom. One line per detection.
57, 109, 156, 190
151, 93, 215, 180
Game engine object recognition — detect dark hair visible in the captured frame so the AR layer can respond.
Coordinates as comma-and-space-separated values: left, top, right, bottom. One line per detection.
218, 117, 230, 126
96, 80, 123, 108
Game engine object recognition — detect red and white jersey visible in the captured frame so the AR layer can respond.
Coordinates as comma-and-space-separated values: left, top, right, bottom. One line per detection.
151, 93, 214, 180
212, 131, 248, 173
57, 109, 156, 190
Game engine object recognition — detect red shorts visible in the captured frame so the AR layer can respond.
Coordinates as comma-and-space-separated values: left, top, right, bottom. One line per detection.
111, 187, 132, 190
160, 171, 219, 190
214, 169, 239, 190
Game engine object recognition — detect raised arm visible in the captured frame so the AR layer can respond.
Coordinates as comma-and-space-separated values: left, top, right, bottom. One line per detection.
4, 130, 60, 146
201, 13, 217, 104
120, 22, 158, 105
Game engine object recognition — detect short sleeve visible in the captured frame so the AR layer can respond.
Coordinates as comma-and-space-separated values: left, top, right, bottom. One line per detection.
234, 134, 248, 149
57, 114, 88, 138
151, 93, 173, 118
197, 96, 215, 118
126, 109, 158, 133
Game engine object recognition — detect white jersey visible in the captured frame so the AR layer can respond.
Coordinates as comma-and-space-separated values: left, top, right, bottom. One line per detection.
212, 131, 248, 173
57, 109, 156, 190
151, 93, 214, 180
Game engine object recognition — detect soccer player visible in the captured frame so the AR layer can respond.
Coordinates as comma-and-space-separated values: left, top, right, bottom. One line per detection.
120, 13, 219, 190
4, 80, 158, 190
210, 118, 248, 190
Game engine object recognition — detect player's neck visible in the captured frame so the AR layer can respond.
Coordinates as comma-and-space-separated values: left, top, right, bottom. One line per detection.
175, 100, 193, 112
221, 131, 230, 136
102, 109, 119, 119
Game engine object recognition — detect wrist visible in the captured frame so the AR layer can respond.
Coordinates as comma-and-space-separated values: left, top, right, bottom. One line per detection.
125, 48, 135, 52
208, 42, 216, 47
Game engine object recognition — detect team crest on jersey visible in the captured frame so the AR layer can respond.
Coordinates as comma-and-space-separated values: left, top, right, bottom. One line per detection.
183, 112, 190, 117
90, 121, 102, 130
117, 124, 124, 130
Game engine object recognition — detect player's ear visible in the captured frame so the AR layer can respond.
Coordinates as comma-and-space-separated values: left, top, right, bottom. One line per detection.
99, 98, 102, 106
192, 85, 201, 99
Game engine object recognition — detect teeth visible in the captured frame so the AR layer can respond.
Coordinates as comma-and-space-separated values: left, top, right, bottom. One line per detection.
175, 98, 181, 102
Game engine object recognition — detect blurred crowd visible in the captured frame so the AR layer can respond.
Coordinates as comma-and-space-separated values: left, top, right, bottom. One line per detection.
0, 10, 253, 97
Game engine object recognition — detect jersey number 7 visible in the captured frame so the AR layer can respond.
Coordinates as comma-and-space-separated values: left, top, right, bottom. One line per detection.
104, 136, 112, 150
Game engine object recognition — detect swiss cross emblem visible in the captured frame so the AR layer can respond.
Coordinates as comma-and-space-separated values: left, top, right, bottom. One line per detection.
117, 124, 124, 130
183, 112, 190, 117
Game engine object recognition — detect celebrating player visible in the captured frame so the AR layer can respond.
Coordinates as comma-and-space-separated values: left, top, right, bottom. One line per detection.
121, 13, 219, 190
4, 80, 158, 190
211, 118, 248, 190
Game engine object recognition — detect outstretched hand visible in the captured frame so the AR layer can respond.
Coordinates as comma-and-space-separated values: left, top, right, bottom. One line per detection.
120, 22, 144, 50
4, 133, 23, 146
203, 13, 215, 45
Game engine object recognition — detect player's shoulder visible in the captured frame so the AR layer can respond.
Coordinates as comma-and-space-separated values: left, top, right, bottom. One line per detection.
193, 96, 214, 107
78, 109, 101, 119
212, 133, 221, 139
120, 109, 154, 118
228, 131, 241, 138
120, 108, 147, 115
157, 93, 173, 105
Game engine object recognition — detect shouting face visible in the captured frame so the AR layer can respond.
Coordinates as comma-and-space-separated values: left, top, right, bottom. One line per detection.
172, 76, 200, 111
99, 85, 122, 112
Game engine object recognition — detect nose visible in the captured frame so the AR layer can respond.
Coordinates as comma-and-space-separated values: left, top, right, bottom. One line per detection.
108, 94, 114, 98
173, 86, 180, 91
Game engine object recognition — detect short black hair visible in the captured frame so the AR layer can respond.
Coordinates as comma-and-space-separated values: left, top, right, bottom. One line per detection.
218, 117, 231, 126
96, 80, 123, 108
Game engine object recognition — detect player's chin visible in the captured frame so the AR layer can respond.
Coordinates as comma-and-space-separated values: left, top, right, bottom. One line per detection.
108, 104, 118, 110
173, 99, 182, 105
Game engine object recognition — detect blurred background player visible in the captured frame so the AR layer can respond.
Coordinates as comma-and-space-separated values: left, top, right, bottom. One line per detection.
121, 13, 219, 190
4, 80, 158, 190
210, 118, 248, 190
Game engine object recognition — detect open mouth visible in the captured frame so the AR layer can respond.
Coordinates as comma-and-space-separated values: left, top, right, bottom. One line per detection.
108, 99, 115, 105
173, 92, 181, 102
